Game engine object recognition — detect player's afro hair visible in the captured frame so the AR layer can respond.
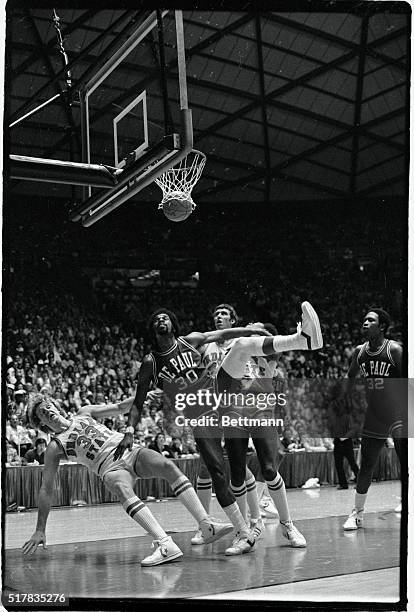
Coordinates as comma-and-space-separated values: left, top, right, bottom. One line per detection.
147, 308, 181, 344
263, 322, 278, 335
368, 307, 392, 333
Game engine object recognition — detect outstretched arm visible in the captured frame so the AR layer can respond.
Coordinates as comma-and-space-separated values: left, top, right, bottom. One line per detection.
185, 325, 271, 348
22, 442, 62, 555
79, 396, 135, 420
113, 357, 154, 460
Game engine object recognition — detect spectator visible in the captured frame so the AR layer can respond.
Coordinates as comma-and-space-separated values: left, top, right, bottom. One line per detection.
24, 438, 47, 465
169, 436, 184, 458
6, 441, 23, 466
6, 414, 33, 456
148, 433, 175, 458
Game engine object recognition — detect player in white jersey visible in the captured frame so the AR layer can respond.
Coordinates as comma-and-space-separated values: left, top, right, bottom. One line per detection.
22, 394, 233, 566
217, 302, 324, 553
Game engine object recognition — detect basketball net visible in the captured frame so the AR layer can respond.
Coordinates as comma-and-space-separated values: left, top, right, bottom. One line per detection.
155, 150, 206, 210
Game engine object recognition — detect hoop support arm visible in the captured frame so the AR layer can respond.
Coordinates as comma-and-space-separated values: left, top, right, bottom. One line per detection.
9, 155, 117, 188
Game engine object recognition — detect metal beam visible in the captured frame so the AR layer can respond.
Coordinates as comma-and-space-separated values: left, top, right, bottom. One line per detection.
357, 152, 404, 176
197, 128, 356, 199
195, 48, 358, 142
184, 16, 357, 78
255, 13, 271, 203
9, 11, 140, 125
350, 14, 369, 196
199, 166, 348, 199
356, 173, 405, 196
363, 82, 405, 105
267, 14, 406, 71
193, 49, 355, 104
206, 149, 349, 178
194, 25, 407, 146
23, 9, 81, 157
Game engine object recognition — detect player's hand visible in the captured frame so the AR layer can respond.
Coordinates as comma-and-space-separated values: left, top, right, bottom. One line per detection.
22, 530, 47, 555
113, 433, 133, 460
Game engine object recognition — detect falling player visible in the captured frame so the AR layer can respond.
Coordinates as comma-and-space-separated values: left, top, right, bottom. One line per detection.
342, 308, 404, 530
22, 394, 233, 566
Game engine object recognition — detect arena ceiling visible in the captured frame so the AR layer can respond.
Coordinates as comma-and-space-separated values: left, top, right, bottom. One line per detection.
4, 5, 409, 209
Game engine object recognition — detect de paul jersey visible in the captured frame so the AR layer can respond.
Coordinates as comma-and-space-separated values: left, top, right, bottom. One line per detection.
149, 337, 204, 391
356, 339, 402, 438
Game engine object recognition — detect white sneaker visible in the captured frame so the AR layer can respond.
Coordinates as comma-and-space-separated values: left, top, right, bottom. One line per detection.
259, 496, 278, 519
394, 503, 402, 513
200, 518, 233, 544
190, 528, 205, 545
225, 532, 255, 556
141, 537, 183, 566
249, 518, 265, 542
280, 521, 307, 547
300, 301, 323, 350
343, 509, 364, 530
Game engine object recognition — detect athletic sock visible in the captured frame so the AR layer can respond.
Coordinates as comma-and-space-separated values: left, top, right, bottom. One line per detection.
271, 332, 306, 353
255, 480, 266, 500
266, 473, 291, 523
171, 475, 208, 523
230, 482, 248, 522
355, 492, 367, 512
222, 501, 249, 536
245, 474, 261, 522
196, 477, 212, 513
122, 496, 167, 540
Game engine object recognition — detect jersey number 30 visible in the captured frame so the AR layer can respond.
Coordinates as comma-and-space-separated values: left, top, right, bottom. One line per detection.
175, 369, 199, 390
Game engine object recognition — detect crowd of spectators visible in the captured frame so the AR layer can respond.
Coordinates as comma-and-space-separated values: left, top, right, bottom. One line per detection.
5, 200, 404, 464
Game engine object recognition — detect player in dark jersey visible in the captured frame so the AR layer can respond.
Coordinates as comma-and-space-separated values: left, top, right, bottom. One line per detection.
191, 303, 265, 546
342, 308, 403, 530
114, 308, 272, 552
22, 394, 233, 566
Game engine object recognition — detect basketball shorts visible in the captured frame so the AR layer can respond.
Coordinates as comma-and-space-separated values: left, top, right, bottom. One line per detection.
99, 444, 145, 480
363, 399, 404, 439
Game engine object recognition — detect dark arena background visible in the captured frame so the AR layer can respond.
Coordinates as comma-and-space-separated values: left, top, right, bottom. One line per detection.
2, 3, 410, 611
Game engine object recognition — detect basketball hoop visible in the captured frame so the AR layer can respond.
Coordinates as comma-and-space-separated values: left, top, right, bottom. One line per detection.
155, 149, 206, 211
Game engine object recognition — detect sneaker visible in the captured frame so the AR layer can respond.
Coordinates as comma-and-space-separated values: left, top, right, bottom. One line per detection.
190, 528, 205, 545
200, 518, 233, 544
225, 532, 255, 556
249, 518, 265, 542
394, 503, 402, 513
141, 537, 183, 566
259, 496, 278, 519
343, 509, 364, 530
300, 301, 323, 350
280, 521, 307, 547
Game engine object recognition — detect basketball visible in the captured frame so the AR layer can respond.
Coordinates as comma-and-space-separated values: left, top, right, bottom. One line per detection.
162, 198, 193, 222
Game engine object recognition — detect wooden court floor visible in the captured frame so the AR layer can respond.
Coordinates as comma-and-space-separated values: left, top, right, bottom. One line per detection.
2, 481, 404, 605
